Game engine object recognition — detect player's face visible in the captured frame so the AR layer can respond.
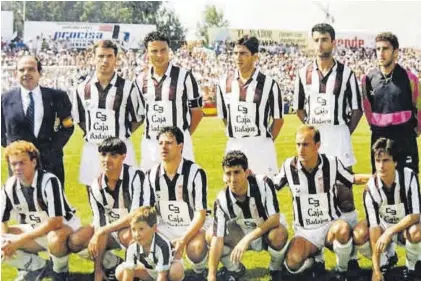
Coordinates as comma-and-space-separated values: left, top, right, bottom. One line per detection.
147, 41, 170, 70
223, 165, 250, 195
131, 221, 156, 245
95, 47, 117, 75
296, 131, 320, 164
8, 153, 36, 184
233, 45, 257, 74
374, 152, 396, 179
312, 31, 335, 59
99, 152, 126, 174
17, 56, 41, 91
376, 41, 397, 68
158, 133, 183, 162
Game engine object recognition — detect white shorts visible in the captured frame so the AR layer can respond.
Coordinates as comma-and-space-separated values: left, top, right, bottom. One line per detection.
117, 259, 184, 280
157, 216, 213, 242
2, 216, 81, 249
226, 137, 277, 176
294, 221, 334, 250
79, 140, 137, 185
318, 124, 356, 167
226, 214, 288, 252
140, 130, 194, 171
340, 210, 359, 229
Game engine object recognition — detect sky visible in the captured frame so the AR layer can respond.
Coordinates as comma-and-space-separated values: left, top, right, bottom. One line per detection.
167, 0, 421, 47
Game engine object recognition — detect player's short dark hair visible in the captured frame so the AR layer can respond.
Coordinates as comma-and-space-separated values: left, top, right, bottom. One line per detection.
157, 126, 184, 144
236, 35, 259, 54
98, 137, 127, 155
372, 137, 398, 162
94, 40, 118, 56
297, 125, 321, 144
131, 206, 157, 227
222, 150, 248, 170
375, 32, 399, 50
311, 23, 336, 40
144, 31, 170, 49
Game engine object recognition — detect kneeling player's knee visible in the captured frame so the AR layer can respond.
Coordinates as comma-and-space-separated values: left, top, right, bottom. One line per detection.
47, 231, 69, 256
186, 240, 207, 262
407, 225, 421, 243
334, 220, 351, 242
118, 230, 132, 247
285, 250, 305, 271
68, 233, 86, 252
353, 222, 369, 246
268, 226, 288, 250
169, 262, 184, 281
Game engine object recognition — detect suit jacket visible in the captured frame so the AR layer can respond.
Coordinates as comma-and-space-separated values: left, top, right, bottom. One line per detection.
1, 86, 74, 158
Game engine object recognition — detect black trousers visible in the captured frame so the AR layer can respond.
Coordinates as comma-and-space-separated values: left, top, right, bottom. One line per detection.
371, 132, 419, 174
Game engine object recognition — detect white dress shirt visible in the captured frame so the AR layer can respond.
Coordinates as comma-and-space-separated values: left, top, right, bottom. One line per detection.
21, 85, 44, 137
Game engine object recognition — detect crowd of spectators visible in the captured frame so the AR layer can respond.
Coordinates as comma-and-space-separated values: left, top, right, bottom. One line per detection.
2, 36, 421, 109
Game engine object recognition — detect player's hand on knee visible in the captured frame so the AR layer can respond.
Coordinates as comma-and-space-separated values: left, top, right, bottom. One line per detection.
173, 239, 186, 260
230, 238, 250, 263
375, 232, 392, 253
88, 232, 104, 258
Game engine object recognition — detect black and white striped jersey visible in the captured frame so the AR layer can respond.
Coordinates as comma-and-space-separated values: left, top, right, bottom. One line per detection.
125, 232, 173, 272
364, 167, 420, 227
213, 174, 279, 237
89, 164, 153, 227
1, 170, 75, 226
274, 154, 354, 228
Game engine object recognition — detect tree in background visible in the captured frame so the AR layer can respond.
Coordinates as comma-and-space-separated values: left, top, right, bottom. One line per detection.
1, 1, 185, 49
156, 6, 186, 50
197, 4, 229, 44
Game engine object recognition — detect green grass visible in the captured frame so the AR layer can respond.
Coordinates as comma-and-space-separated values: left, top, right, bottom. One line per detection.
1, 115, 420, 281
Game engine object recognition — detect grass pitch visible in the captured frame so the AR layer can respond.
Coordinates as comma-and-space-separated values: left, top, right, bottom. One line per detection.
1, 115, 420, 280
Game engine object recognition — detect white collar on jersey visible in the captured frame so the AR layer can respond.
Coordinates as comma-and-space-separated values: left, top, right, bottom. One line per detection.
228, 182, 251, 203
101, 164, 125, 189
234, 67, 260, 82
159, 158, 185, 178
375, 170, 400, 190
16, 170, 39, 189
137, 232, 156, 254
149, 62, 173, 80
91, 71, 118, 86
296, 153, 324, 171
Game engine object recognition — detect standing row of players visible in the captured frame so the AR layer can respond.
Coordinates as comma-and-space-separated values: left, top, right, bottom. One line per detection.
2, 125, 420, 281
1, 22, 420, 281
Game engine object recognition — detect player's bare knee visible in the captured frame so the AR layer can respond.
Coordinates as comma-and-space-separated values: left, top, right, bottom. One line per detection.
267, 226, 288, 250
47, 230, 69, 256
118, 229, 132, 247
169, 262, 184, 281
285, 250, 305, 271
186, 238, 207, 262
68, 227, 93, 252
333, 220, 351, 242
406, 224, 421, 243
352, 221, 369, 246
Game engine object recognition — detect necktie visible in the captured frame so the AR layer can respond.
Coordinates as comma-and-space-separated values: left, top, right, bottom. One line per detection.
27, 92, 35, 134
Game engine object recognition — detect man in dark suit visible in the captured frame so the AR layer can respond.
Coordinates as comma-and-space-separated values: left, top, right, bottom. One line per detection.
1, 55, 74, 188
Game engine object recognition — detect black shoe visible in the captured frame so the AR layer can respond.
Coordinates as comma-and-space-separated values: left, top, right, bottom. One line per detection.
51, 271, 70, 281
330, 271, 348, 281
312, 261, 326, 278
270, 269, 283, 281
402, 266, 415, 281
216, 263, 246, 281
347, 259, 362, 280
380, 252, 398, 275
185, 269, 208, 281
414, 261, 421, 277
